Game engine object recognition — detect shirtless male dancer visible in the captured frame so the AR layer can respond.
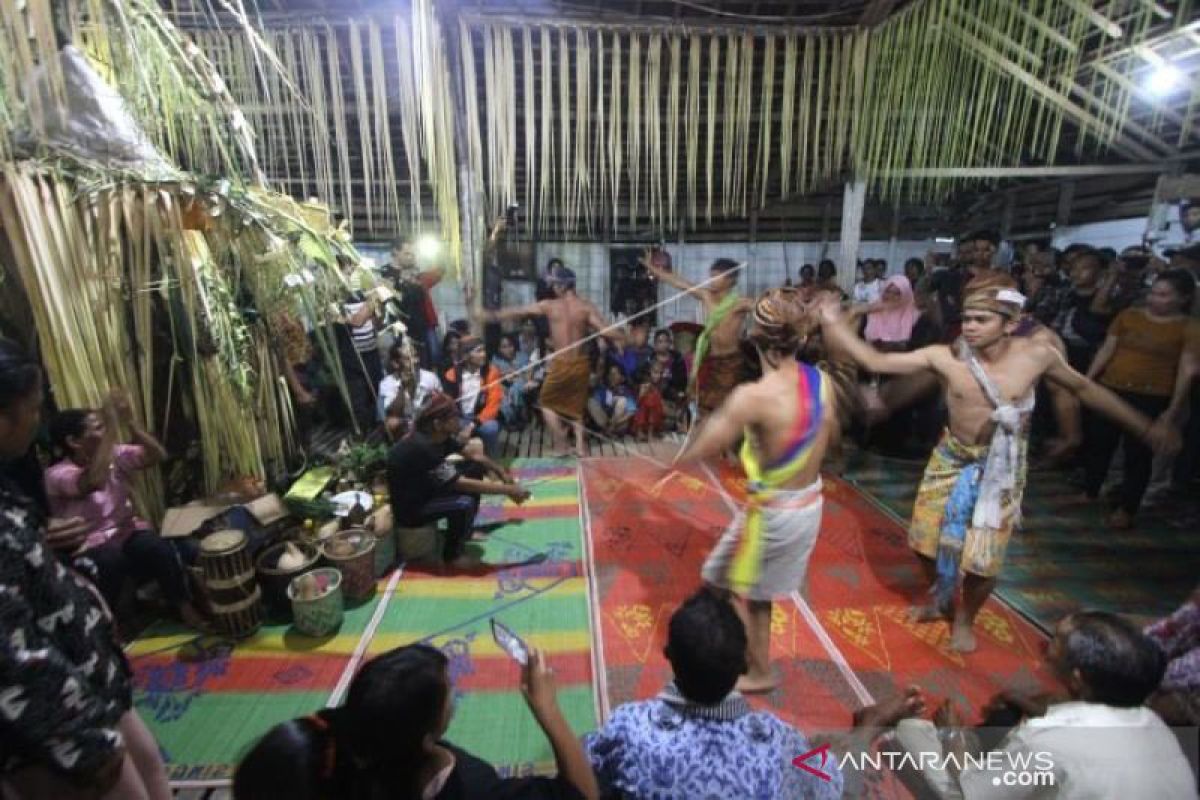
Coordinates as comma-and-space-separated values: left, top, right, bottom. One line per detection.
479, 268, 622, 457
673, 288, 854, 692
644, 256, 754, 421
818, 284, 1178, 652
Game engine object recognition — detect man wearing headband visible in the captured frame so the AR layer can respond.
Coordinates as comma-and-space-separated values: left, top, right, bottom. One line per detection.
643, 256, 754, 422
478, 267, 624, 457
673, 288, 854, 692
820, 285, 1180, 653
387, 392, 531, 566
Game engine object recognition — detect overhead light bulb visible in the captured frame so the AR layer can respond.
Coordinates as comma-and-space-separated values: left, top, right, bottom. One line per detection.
416, 235, 441, 259
1146, 64, 1183, 96
934, 237, 955, 244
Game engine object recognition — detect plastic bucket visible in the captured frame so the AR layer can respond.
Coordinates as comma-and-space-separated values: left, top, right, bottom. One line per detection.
256, 541, 321, 620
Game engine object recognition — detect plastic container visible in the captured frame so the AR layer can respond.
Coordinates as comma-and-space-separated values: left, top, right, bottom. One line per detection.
256, 540, 321, 620
287, 568, 344, 637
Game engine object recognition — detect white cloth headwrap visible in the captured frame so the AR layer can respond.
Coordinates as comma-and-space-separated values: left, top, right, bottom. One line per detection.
958, 340, 1035, 530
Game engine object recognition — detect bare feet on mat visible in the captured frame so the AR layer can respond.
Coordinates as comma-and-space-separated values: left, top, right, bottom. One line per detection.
949, 619, 977, 653
908, 603, 952, 624
736, 670, 781, 695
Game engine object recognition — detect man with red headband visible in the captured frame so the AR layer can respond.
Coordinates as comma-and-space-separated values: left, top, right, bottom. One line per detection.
819, 285, 1179, 652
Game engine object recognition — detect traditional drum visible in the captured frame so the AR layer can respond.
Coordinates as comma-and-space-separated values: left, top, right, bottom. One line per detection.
199, 529, 263, 638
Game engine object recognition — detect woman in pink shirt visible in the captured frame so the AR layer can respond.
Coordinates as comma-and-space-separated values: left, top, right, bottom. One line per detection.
45, 392, 205, 630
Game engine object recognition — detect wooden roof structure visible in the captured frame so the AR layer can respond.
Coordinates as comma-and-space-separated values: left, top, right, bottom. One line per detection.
163, 0, 1200, 249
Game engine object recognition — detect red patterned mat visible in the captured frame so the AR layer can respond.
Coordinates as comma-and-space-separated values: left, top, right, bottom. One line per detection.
581, 458, 1057, 737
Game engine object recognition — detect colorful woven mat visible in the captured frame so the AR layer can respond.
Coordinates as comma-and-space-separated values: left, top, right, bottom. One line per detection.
580, 458, 1056, 743
130, 459, 598, 785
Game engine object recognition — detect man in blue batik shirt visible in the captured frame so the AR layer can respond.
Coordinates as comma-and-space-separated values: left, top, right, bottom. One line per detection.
583, 589, 844, 799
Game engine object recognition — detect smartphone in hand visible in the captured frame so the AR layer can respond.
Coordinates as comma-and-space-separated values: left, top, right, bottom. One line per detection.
491, 618, 530, 665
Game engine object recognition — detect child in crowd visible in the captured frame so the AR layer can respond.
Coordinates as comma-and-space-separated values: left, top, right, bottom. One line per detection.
588, 363, 636, 437
631, 362, 666, 441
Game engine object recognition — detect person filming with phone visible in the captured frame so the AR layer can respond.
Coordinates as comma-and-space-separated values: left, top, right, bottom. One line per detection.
233, 642, 599, 799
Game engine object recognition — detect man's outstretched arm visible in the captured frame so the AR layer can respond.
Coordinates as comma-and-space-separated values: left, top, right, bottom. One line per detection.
817, 297, 938, 376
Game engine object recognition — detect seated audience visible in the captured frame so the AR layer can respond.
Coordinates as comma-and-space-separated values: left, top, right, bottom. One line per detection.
1145, 586, 1200, 725
45, 393, 204, 630
587, 363, 636, 437
631, 363, 665, 442
386, 393, 529, 566
234, 643, 597, 800
379, 339, 440, 426
611, 321, 651, 379
649, 329, 688, 398
442, 336, 504, 458
583, 589, 843, 799
440, 330, 463, 375
1084, 269, 1199, 528
891, 610, 1196, 799
492, 334, 534, 430
0, 339, 171, 800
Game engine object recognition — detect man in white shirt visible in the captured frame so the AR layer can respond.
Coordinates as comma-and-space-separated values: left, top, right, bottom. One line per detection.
892, 610, 1197, 799
378, 339, 441, 431
853, 260, 884, 305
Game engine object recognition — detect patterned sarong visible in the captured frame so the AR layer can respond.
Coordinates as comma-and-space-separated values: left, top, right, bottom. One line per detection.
909, 430, 1027, 595
539, 352, 591, 421
696, 351, 745, 414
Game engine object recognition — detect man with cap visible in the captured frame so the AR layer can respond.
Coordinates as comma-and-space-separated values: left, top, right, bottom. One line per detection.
819, 281, 1180, 652
478, 267, 623, 457
386, 392, 531, 567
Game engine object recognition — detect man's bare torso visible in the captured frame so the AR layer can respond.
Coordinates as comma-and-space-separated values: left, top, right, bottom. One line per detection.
741, 367, 834, 490
541, 295, 596, 352
931, 339, 1051, 445
703, 290, 750, 357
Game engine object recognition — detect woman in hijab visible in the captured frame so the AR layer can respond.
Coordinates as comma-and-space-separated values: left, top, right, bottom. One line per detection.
863, 275, 922, 352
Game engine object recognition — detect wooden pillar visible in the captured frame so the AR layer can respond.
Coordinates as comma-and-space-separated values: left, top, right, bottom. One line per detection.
887, 202, 900, 275
1056, 180, 1076, 231
838, 180, 866, 295
1000, 191, 1016, 240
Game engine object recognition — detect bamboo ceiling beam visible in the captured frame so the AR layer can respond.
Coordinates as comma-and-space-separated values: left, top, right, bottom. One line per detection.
454, 9, 844, 36
1059, 0, 1123, 39
999, 0, 1077, 54
1088, 63, 1187, 129
942, 25, 1161, 162
882, 164, 1176, 179
1067, 83, 1178, 156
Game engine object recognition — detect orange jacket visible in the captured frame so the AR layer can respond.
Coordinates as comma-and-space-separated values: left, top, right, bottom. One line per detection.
442, 363, 503, 424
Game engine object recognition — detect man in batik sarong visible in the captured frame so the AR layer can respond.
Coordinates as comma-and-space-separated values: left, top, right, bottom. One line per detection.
480, 267, 623, 457
819, 283, 1178, 652
644, 255, 754, 420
